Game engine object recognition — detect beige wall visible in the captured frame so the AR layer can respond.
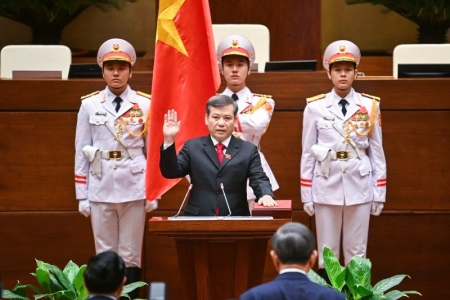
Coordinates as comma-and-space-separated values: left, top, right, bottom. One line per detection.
321, 0, 417, 53
0, 1, 157, 57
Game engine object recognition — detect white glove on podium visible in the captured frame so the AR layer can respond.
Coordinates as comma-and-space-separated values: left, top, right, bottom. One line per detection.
78, 200, 91, 217
371, 201, 384, 216
145, 200, 159, 212
303, 202, 315, 216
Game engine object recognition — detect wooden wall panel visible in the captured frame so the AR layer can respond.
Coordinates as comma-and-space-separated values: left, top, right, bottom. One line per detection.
382, 111, 450, 210
209, 0, 321, 62
0, 113, 76, 211
2, 74, 450, 112
367, 214, 450, 298
0, 213, 95, 291
309, 213, 450, 298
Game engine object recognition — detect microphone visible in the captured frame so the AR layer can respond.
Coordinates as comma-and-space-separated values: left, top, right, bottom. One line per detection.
220, 183, 232, 217
172, 184, 192, 218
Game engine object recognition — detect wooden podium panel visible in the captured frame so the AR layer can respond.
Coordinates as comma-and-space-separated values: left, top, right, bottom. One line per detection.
149, 217, 290, 300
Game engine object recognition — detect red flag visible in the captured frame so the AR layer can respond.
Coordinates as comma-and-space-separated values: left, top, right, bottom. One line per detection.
146, 0, 220, 200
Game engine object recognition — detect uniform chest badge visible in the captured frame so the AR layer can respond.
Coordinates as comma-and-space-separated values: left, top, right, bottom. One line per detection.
351, 106, 370, 127
241, 104, 254, 114
122, 104, 143, 119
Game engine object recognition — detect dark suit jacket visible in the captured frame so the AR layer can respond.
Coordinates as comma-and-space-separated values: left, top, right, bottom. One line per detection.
88, 295, 117, 300
240, 272, 345, 300
160, 135, 274, 216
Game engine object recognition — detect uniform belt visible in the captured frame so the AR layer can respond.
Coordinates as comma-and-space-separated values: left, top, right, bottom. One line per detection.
100, 148, 144, 160
330, 149, 366, 161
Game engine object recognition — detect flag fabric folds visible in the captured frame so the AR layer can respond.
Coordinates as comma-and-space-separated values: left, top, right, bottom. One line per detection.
145, 0, 220, 200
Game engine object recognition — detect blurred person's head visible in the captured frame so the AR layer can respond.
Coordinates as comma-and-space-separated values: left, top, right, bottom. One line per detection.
270, 222, 317, 272
83, 251, 126, 298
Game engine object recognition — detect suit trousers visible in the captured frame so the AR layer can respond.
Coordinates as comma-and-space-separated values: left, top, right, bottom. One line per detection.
90, 200, 146, 267
315, 202, 371, 268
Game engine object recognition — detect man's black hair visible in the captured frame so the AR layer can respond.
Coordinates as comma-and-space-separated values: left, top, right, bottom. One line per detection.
271, 222, 315, 265
84, 250, 126, 294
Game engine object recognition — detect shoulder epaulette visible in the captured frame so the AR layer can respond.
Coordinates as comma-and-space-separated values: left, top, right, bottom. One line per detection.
306, 94, 325, 103
137, 91, 151, 99
80, 90, 100, 100
362, 93, 381, 102
253, 93, 272, 98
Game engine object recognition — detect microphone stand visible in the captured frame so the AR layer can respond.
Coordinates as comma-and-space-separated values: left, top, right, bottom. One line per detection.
171, 184, 193, 218
220, 183, 232, 217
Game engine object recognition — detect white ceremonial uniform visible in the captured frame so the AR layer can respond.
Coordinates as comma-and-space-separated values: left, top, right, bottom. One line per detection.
74, 86, 150, 267
222, 87, 279, 200
300, 88, 386, 267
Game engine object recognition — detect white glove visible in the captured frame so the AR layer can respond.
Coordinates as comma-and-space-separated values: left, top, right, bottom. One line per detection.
303, 202, 315, 216
78, 200, 91, 217
145, 200, 158, 212
371, 201, 384, 216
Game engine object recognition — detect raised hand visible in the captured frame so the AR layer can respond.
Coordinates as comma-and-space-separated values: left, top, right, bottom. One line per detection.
163, 109, 181, 144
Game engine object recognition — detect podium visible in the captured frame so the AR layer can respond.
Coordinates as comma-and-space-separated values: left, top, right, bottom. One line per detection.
149, 204, 291, 300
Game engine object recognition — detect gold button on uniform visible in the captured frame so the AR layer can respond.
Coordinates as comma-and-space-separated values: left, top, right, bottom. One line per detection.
113, 166, 117, 170
342, 170, 346, 174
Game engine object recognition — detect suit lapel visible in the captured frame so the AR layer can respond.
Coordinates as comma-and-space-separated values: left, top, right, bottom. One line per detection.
202, 136, 220, 168
219, 136, 240, 170
203, 136, 241, 170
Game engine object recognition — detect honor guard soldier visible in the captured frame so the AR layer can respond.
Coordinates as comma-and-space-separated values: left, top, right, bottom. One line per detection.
217, 34, 279, 209
74, 38, 157, 299
300, 40, 387, 281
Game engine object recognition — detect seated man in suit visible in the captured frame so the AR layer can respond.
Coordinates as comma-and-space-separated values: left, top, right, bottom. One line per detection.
83, 251, 127, 300
160, 94, 277, 216
240, 222, 345, 300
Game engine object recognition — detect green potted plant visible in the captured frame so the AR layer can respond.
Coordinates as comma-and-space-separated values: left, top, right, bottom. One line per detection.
308, 246, 421, 300
345, 0, 450, 43
0, 0, 137, 44
2, 259, 146, 300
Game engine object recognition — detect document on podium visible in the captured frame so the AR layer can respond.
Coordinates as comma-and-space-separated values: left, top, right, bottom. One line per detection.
168, 216, 273, 221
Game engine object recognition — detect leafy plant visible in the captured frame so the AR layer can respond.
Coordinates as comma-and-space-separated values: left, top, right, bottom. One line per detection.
0, 0, 138, 44
345, 0, 450, 43
2, 259, 146, 300
308, 246, 421, 300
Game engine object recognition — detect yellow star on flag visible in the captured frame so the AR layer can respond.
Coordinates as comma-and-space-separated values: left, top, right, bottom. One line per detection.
156, 0, 188, 56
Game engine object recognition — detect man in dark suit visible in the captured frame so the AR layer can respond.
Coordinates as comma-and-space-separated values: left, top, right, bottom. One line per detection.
160, 94, 277, 216
83, 251, 127, 300
240, 222, 345, 300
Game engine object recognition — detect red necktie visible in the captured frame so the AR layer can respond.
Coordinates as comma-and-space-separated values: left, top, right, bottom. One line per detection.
216, 143, 225, 164
215, 142, 226, 215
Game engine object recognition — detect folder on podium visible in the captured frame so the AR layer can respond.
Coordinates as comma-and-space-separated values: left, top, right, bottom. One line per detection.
252, 199, 292, 218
